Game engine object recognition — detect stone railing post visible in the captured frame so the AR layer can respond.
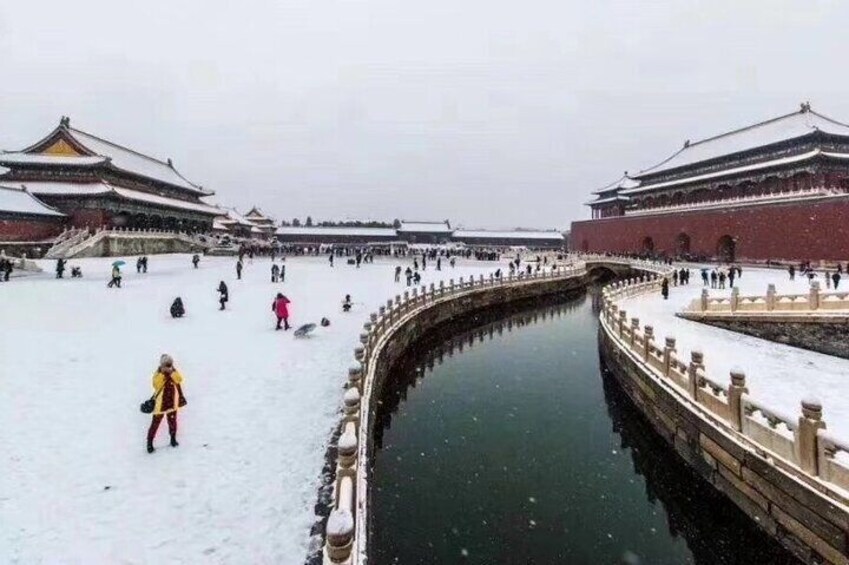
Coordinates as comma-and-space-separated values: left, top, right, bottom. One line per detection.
439, 280, 444, 294
796, 399, 826, 475
618, 311, 627, 339
700, 288, 709, 311
728, 370, 748, 431
663, 337, 676, 376
730, 287, 740, 312
459, 276, 465, 288
643, 326, 653, 360
809, 281, 821, 310
630, 318, 639, 348
688, 351, 703, 399
449, 278, 455, 290
766, 284, 776, 311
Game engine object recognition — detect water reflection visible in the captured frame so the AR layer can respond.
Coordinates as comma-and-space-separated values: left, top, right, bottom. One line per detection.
371, 290, 797, 564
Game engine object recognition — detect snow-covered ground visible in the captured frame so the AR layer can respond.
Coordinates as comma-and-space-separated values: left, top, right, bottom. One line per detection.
0, 253, 507, 564
620, 266, 849, 439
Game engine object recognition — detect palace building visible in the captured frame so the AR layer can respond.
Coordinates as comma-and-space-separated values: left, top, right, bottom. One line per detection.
0, 117, 219, 236
571, 104, 849, 262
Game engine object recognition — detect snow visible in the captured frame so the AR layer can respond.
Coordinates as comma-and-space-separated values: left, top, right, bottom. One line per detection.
276, 226, 397, 237
0, 152, 107, 166
636, 107, 849, 177
0, 184, 65, 216
0, 253, 505, 564
326, 508, 354, 537
19, 181, 113, 196
619, 266, 849, 439
591, 174, 640, 195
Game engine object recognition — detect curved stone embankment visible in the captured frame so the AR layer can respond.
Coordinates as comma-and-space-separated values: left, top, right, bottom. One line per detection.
599, 274, 849, 565
317, 259, 654, 564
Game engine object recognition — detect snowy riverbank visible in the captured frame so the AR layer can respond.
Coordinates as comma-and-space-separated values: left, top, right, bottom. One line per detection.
620, 266, 849, 439
0, 253, 506, 564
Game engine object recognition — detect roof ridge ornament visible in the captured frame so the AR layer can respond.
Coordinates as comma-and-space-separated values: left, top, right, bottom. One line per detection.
60, 116, 70, 128
683, 139, 691, 148
801, 101, 812, 113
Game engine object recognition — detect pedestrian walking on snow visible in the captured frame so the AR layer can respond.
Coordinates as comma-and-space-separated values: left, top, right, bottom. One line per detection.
192, 254, 200, 269
56, 258, 66, 279
272, 292, 291, 330
107, 264, 122, 288
236, 259, 243, 280
280, 263, 286, 282
394, 266, 402, 282
271, 263, 280, 283
329, 254, 334, 267
218, 281, 229, 310
170, 297, 185, 318
833, 272, 841, 289
145, 354, 187, 453
661, 278, 669, 300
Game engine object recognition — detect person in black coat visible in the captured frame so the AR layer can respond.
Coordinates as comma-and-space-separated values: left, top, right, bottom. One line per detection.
56, 258, 66, 279
218, 281, 229, 310
236, 260, 243, 280
661, 278, 670, 300
170, 297, 185, 318
192, 254, 200, 269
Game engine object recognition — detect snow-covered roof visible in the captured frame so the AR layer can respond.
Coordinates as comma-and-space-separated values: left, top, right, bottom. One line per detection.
636, 105, 849, 178
65, 126, 212, 195
0, 184, 65, 217
17, 179, 219, 215
0, 153, 109, 167
111, 187, 220, 215
212, 219, 230, 231
591, 174, 640, 195
398, 221, 452, 233
586, 194, 631, 205
622, 149, 849, 194
215, 208, 255, 227
452, 230, 563, 241
245, 207, 276, 224
21, 181, 113, 196
9, 119, 212, 196
276, 226, 398, 237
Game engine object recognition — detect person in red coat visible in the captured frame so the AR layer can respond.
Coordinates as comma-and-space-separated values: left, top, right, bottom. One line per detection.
272, 292, 291, 330
146, 354, 187, 453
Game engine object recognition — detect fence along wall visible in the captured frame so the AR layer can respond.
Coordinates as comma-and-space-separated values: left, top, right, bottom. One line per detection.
320, 260, 652, 564
600, 275, 849, 564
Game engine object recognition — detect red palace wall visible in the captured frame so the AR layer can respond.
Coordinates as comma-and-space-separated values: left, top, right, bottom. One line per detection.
69, 208, 111, 230
0, 216, 66, 242
571, 196, 849, 262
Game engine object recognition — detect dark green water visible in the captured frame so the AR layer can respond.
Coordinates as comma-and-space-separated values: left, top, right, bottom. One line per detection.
371, 289, 798, 565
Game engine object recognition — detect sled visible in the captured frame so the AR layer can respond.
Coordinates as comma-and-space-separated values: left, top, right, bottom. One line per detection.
293, 323, 317, 338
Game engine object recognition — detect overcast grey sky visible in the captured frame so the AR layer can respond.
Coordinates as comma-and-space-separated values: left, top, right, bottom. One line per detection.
1, 1, 847, 230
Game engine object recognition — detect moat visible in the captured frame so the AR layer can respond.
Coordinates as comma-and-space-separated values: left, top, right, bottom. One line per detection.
370, 288, 799, 564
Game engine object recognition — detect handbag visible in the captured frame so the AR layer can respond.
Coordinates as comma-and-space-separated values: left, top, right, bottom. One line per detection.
140, 387, 164, 414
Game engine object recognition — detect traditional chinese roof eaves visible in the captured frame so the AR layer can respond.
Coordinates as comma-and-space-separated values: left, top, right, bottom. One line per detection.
14, 119, 214, 197
586, 194, 631, 205
0, 184, 65, 217
621, 148, 847, 195
0, 152, 108, 167
634, 105, 849, 179
17, 180, 219, 215
590, 174, 640, 195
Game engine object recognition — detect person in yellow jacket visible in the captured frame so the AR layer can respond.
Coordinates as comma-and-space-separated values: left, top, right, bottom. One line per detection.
146, 354, 187, 453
